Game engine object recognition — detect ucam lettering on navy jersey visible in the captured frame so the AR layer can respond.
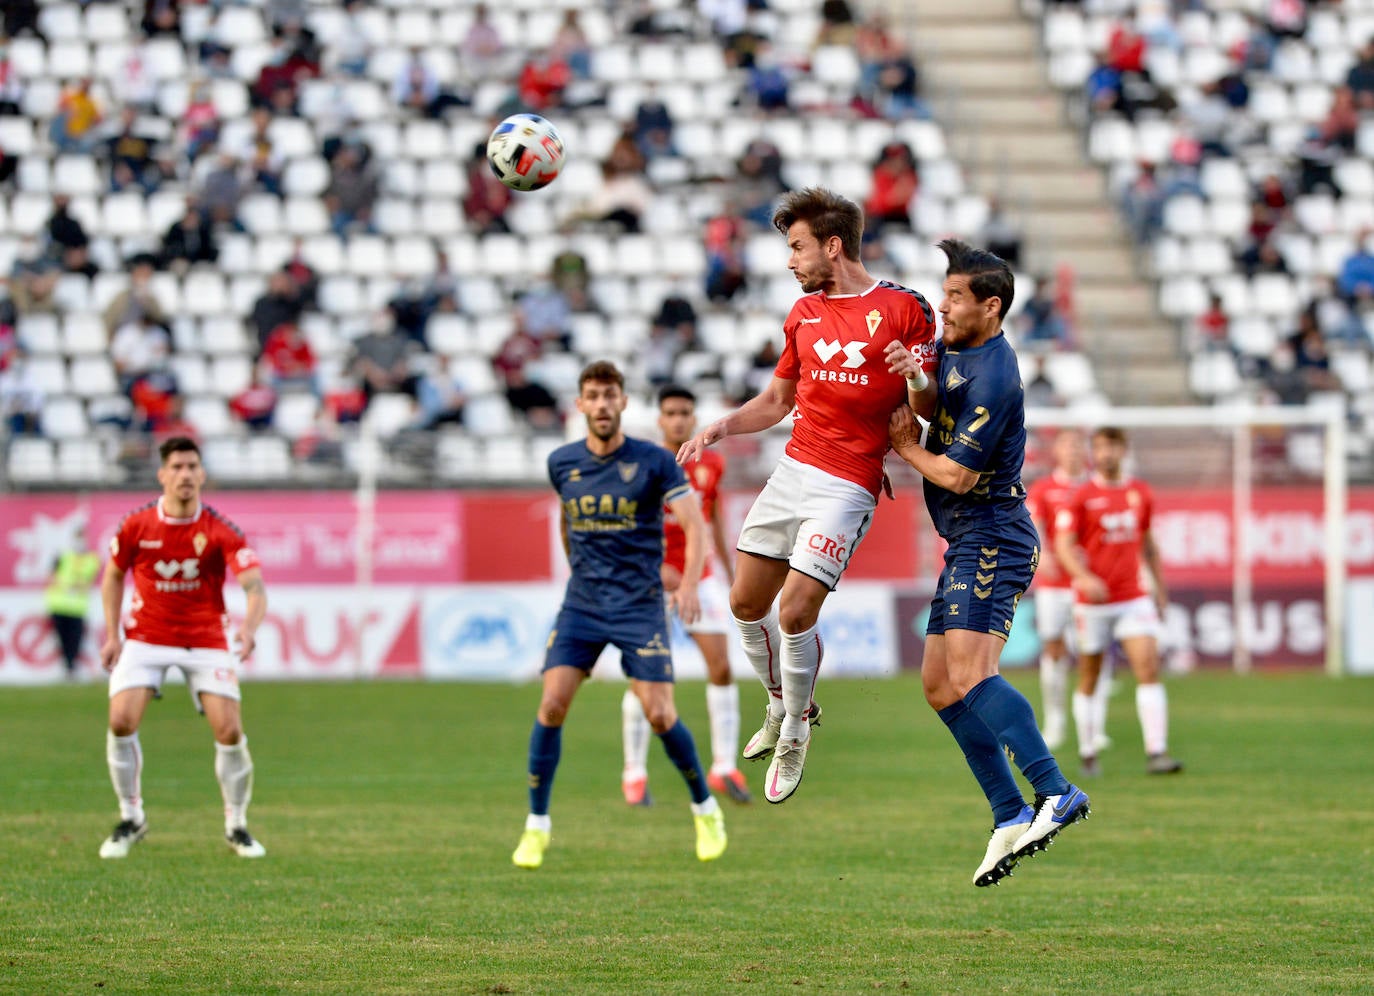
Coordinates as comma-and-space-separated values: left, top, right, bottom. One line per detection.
774, 280, 937, 498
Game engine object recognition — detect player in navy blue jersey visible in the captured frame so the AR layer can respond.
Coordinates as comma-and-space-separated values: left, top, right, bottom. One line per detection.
512, 360, 727, 869
886, 240, 1089, 887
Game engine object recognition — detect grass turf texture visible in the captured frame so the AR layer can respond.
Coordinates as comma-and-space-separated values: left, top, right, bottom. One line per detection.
2, 672, 1371, 995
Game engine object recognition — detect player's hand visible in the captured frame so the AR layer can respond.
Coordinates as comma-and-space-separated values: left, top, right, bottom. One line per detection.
672, 582, 701, 625
884, 339, 923, 379
888, 405, 921, 452
232, 626, 257, 662
881, 469, 894, 501
1074, 575, 1109, 604
677, 421, 725, 465
661, 562, 682, 593
100, 636, 122, 673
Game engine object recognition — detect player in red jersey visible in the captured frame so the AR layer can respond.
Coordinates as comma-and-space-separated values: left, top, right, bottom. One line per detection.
1025, 429, 1103, 751
97, 437, 270, 859
1054, 427, 1183, 776
621, 386, 752, 806
678, 188, 938, 803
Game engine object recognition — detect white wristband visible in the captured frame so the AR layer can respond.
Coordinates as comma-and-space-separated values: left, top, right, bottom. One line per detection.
905, 367, 929, 392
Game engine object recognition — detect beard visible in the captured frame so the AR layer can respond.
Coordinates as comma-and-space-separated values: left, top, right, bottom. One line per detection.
587, 414, 619, 441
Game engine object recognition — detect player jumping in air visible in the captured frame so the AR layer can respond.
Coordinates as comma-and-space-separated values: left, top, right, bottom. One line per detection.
98, 436, 268, 859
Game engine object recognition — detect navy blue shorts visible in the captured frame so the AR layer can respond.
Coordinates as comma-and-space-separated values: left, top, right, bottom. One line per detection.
927, 518, 1040, 639
544, 602, 675, 682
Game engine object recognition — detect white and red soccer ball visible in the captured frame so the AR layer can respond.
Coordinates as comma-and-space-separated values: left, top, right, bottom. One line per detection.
486, 113, 565, 192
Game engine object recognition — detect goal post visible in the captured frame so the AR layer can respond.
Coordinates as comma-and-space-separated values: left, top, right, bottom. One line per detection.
1024, 403, 1347, 675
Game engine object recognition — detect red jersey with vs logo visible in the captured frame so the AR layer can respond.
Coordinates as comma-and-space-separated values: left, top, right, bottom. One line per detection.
774, 280, 937, 497
1027, 470, 1086, 589
108, 498, 260, 650
1056, 476, 1154, 603
663, 448, 725, 579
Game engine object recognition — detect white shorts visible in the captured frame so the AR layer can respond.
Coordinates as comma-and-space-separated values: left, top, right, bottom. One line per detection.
1035, 586, 1076, 642
108, 638, 241, 712
667, 573, 731, 635
736, 455, 876, 590
1073, 596, 1161, 656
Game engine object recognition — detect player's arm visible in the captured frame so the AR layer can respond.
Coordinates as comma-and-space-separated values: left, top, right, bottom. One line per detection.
1141, 528, 1168, 615
886, 405, 981, 493
883, 340, 938, 422
233, 567, 267, 661
666, 492, 705, 625
99, 561, 126, 672
677, 376, 796, 465
559, 510, 570, 559
1029, 506, 1063, 581
709, 497, 734, 584
1053, 515, 1108, 603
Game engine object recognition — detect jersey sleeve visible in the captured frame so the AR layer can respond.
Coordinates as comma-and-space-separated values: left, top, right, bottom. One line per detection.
109, 515, 137, 571
901, 296, 939, 375
1138, 481, 1154, 533
941, 365, 1022, 474
659, 448, 691, 505
773, 306, 801, 381
219, 519, 260, 576
1054, 489, 1083, 539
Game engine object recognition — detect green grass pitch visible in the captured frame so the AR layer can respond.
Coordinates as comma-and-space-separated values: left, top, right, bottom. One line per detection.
2, 671, 1371, 995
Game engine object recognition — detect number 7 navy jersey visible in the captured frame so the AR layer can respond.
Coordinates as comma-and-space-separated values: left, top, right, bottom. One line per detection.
922, 332, 1031, 540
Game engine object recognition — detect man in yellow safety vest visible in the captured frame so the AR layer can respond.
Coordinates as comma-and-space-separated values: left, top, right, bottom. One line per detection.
45, 531, 101, 678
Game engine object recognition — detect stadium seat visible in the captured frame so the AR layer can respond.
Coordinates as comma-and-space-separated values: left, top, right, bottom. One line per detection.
185, 397, 235, 437
481, 435, 534, 480
169, 354, 211, 395
8, 438, 57, 484
17, 314, 62, 354
61, 313, 107, 355
40, 396, 90, 439
208, 355, 253, 397
435, 432, 482, 479
272, 392, 321, 439
69, 356, 117, 398
364, 393, 416, 438
57, 438, 114, 483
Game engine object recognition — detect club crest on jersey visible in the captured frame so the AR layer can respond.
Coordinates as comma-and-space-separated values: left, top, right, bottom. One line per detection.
693, 466, 711, 487
865, 309, 883, 338
617, 462, 638, 483
946, 367, 967, 390
193, 532, 208, 555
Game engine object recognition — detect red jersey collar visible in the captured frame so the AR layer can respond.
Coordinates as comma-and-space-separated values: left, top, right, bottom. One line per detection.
823, 280, 882, 300
157, 497, 203, 525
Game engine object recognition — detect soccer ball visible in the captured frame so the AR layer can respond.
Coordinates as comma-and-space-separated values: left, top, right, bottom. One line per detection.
486, 113, 565, 192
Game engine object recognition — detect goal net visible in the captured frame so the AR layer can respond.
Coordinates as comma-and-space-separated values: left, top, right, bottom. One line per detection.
1024, 403, 1348, 674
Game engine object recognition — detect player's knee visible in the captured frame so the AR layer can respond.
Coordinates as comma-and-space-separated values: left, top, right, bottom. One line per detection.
729, 587, 770, 622
108, 713, 139, 737
537, 698, 570, 727
210, 717, 243, 744
777, 602, 820, 634
642, 701, 676, 732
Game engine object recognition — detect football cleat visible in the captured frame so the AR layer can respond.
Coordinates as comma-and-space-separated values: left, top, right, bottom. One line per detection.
225, 827, 266, 858
741, 701, 821, 761
763, 734, 809, 804
1004, 786, 1091, 869
707, 769, 753, 804
973, 804, 1034, 887
99, 819, 147, 859
1146, 752, 1184, 775
622, 776, 653, 807
694, 809, 728, 862
512, 828, 551, 870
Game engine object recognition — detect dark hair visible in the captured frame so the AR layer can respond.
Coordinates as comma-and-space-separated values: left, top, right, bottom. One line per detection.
578, 360, 625, 391
1092, 426, 1128, 445
772, 187, 864, 262
159, 436, 201, 463
657, 385, 696, 406
937, 238, 1015, 318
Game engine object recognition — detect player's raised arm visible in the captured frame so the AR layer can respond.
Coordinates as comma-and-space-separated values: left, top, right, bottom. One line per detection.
677, 376, 797, 465
234, 567, 267, 661
666, 491, 705, 625
99, 560, 126, 672
887, 405, 981, 494
883, 340, 937, 422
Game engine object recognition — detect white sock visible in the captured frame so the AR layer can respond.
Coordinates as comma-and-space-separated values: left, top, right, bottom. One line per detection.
733, 609, 784, 719
705, 682, 740, 774
1092, 671, 1111, 744
690, 795, 720, 818
1072, 691, 1096, 760
214, 737, 254, 834
621, 687, 650, 781
107, 731, 145, 825
525, 813, 551, 832
1136, 682, 1169, 756
779, 625, 822, 743
1039, 653, 1068, 733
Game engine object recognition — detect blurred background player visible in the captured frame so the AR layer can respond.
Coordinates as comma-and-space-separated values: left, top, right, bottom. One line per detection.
677, 187, 937, 804
45, 520, 100, 680
98, 437, 268, 859
513, 362, 726, 870
887, 240, 1088, 887
1025, 429, 1109, 752
1054, 427, 1184, 776
621, 385, 752, 806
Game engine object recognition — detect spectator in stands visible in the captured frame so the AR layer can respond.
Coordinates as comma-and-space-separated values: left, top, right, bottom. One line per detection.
1120, 162, 1164, 244
141, 0, 181, 38
1022, 355, 1064, 409
158, 201, 218, 273
575, 160, 651, 234
518, 49, 573, 113
324, 142, 379, 235
814, 0, 857, 47
250, 270, 304, 349
230, 368, 278, 431
863, 142, 918, 233
10, 254, 60, 317
0, 41, 26, 115
259, 321, 317, 393
1264, 0, 1306, 41
979, 198, 1024, 268
1179, 80, 1238, 158
44, 194, 90, 263
461, 4, 507, 85
734, 139, 785, 228
129, 369, 183, 435
50, 79, 103, 154
550, 249, 593, 313
107, 107, 168, 194
1236, 237, 1289, 278
113, 43, 159, 113
1337, 234, 1374, 306
742, 42, 790, 112
854, 13, 901, 107
1286, 313, 1343, 396
197, 152, 247, 229
103, 255, 169, 336
550, 9, 593, 79
1018, 276, 1071, 351
349, 319, 420, 401
1294, 130, 1341, 196
1234, 12, 1276, 73
0, 146, 14, 191
246, 135, 285, 197
179, 81, 221, 163
3, 0, 41, 40
646, 294, 701, 386
703, 207, 748, 302
332, 0, 373, 77
1255, 172, 1291, 216
1085, 58, 1127, 119
742, 339, 779, 400
0, 360, 43, 435
607, 124, 649, 178
634, 86, 677, 160
1193, 293, 1231, 351
392, 48, 464, 119
463, 142, 513, 234
493, 327, 560, 430
253, 20, 320, 112
111, 314, 172, 395
412, 355, 468, 429
517, 284, 573, 351
1348, 38, 1374, 112
1317, 86, 1359, 152
874, 52, 928, 120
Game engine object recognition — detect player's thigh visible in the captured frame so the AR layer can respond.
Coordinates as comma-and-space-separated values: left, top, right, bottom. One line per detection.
1035, 586, 1076, 644
538, 664, 588, 725
199, 692, 244, 744
108, 639, 174, 702
942, 628, 1011, 697
735, 458, 807, 564
730, 552, 790, 620
1117, 626, 1162, 683
683, 575, 731, 636
182, 647, 242, 715
1073, 603, 1116, 657
693, 632, 733, 684
108, 686, 157, 736
789, 467, 876, 591
777, 568, 831, 633
920, 633, 959, 710
936, 525, 1037, 642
